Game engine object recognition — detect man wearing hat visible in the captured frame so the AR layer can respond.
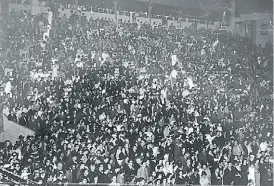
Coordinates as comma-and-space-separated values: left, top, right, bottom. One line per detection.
19, 112, 28, 127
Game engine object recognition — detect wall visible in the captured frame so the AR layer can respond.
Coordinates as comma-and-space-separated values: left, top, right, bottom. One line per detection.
234, 22, 246, 37
167, 19, 220, 30
250, 20, 257, 44
0, 114, 35, 144
9, 3, 48, 14
254, 19, 273, 47
235, 13, 273, 46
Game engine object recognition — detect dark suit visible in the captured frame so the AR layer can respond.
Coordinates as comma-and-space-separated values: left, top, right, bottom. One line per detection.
7, 113, 17, 122
19, 116, 28, 126
223, 168, 235, 185
190, 173, 200, 185
211, 172, 221, 185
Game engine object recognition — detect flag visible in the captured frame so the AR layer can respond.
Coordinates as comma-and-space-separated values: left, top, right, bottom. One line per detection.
170, 70, 178, 85
201, 48, 206, 56
171, 54, 177, 66
171, 70, 178, 79
43, 25, 51, 41
212, 39, 219, 48
187, 77, 195, 89
182, 89, 191, 97
48, 11, 53, 25
222, 9, 226, 23
4, 81, 12, 94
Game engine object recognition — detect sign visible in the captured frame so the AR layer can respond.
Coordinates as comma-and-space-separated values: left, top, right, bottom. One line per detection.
260, 23, 268, 35
4, 68, 13, 76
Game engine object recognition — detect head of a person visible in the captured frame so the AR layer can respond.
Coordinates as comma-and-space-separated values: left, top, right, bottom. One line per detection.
202, 147, 206, 153
112, 175, 117, 183
57, 162, 63, 170
83, 169, 89, 177
202, 164, 207, 170
89, 163, 95, 171
141, 161, 147, 168
234, 140, 238, 145
228, 162, 233, 168
201, 171, 207, 178
99, 163, 104, 172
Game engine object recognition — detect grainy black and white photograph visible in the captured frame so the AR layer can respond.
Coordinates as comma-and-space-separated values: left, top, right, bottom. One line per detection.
0, 0, 273, 186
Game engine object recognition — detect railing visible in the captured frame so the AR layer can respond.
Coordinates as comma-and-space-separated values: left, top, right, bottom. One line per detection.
0, 168, 38, 185
6, 2, 222, 30
0, 168, 247, 186
0, 169, 248, 186
0, 183, 245, 186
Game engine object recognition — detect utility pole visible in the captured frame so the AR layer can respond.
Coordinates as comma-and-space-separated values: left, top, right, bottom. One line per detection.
74, 0, 78, 12
179, 8, 182, 27
112, 0, 119, 28
30, 0, 33, 14
73, 0, 79, 29
206, 12, 209, 30
75, 0, 78, 8
0, 99, 4, 134
148, 0, 153, 26
229, 0, 235, 29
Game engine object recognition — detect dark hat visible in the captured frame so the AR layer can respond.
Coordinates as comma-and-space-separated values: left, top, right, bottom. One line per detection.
19, 135, 24, 140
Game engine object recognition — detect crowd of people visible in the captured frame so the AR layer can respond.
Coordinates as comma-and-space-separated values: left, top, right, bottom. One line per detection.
38, 0, 212, 25
0, 2, 273, 186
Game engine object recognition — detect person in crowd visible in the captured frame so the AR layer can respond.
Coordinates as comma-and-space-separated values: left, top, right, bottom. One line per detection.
200, 171, 210, 186
0, 1, 273, 185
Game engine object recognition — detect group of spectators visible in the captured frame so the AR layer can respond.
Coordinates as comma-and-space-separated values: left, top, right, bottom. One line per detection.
0, 2, 273, 186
